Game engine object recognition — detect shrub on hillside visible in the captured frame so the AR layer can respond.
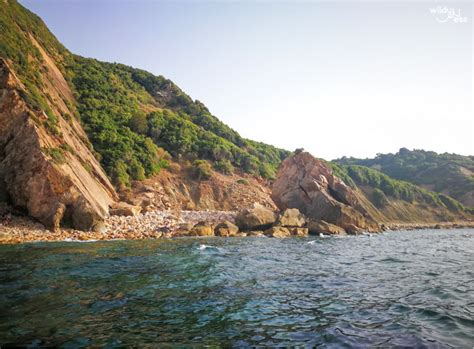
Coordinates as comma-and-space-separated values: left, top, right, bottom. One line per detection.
213, 159, 234, 175
192, 160, 212, 180
372, 188, 389, 208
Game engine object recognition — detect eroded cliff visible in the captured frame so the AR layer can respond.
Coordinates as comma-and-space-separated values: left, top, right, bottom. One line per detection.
0, 51, 117, 231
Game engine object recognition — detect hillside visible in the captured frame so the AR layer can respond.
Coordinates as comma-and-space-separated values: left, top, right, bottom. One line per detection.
0, 0, 472, 235
1, 0, 289, 188
335, 148, 474, 207
329, 162, 473, 222
272, 152, 472, 234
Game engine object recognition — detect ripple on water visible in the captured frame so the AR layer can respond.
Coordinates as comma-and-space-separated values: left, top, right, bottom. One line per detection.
0, 229, 473, 347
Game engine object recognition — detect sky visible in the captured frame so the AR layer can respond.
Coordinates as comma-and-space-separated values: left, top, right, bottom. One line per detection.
20, 0, 473, 160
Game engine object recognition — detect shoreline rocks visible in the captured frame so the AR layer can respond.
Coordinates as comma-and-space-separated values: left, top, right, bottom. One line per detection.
1, 207, 473, 244
307, 220, 346, 235
235, 203, 276, 231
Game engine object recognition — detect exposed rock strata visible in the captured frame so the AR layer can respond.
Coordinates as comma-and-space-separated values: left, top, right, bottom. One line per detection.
0, 55, 116, 231
272, 152, 380, 232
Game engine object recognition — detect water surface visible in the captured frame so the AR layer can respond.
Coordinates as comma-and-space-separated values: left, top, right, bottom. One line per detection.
0, 229, 473, 347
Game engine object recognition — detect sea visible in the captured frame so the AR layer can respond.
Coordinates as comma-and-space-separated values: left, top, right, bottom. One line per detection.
0, 229, 473, 347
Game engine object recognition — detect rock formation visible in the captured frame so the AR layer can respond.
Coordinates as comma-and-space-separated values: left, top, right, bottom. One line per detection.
307, 220, 346, 235
272, 152, 380, 232
0, 56, 117, 231
277, 208, 306, 227
214, 221, 239, 237
235, 203, 276, 230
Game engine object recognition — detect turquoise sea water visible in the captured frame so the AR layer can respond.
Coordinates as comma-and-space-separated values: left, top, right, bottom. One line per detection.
0, 229, 473, 347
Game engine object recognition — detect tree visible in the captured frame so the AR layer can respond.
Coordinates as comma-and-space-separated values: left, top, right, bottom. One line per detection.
129, 112, 148, 134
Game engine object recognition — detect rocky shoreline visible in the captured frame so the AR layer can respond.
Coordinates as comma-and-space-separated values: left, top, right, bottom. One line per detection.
1, 207, 473, 245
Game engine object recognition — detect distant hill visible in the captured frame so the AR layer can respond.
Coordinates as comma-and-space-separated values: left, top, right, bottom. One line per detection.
335, 148, 474, 207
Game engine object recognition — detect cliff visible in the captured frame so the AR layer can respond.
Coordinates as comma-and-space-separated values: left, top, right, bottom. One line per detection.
0, 52, 117, 231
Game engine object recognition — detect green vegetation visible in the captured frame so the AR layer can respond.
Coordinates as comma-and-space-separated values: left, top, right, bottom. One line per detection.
127, 67, 290, 178
192, 160, 212, 180
336, 148, 474, 206
372, 188, 389, 208
213, 160, 234, 175
67, 58, 289, 185
43, 147, 66, 165
330, 163, 467, 212
2, 1, 290, 187
0, 0, 70, 114
236, 178, 249, 185
67, 57, 169, 186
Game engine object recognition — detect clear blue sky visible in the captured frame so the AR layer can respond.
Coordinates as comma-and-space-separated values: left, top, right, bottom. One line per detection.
20, 0, 473, 159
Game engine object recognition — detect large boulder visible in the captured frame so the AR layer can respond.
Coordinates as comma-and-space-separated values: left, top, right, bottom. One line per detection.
272, 152, 380, 232
307, 219, 346, 235
110, 202, 141, 217
214, 220, 239, 237
277, 208, 306, 227
235, 203, 276, 230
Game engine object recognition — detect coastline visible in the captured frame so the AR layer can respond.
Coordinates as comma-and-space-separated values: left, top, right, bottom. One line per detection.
1, 210, 473, 245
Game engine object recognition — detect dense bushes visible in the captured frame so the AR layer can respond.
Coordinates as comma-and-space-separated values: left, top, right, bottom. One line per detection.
331, 163, 467, 212
68, 58, 289, 184
336, 148, 474, 207
69, 58, 169, 186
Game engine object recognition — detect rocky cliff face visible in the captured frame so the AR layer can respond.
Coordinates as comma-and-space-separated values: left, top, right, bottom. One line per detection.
272, 152, 381, 232
0, 53, 117, 231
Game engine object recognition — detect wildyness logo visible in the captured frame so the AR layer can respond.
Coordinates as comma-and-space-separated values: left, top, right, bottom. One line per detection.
429, 6, 468, 23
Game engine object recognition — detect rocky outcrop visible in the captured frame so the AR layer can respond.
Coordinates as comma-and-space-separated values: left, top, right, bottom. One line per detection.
235, 203, 276, 231
277, 208, 306, 227
0, 55, 117, 231
272, 152, 380, 233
